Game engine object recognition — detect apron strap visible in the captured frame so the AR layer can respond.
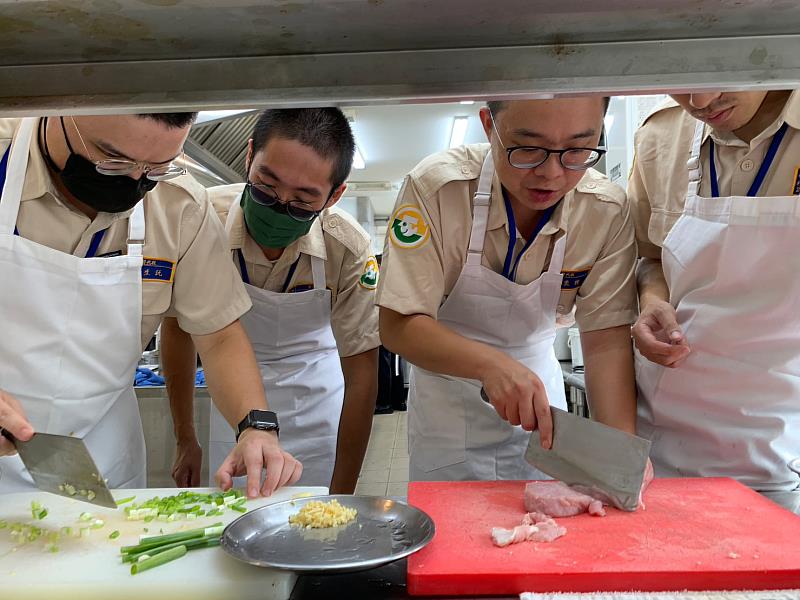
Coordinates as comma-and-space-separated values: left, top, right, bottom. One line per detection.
686, 120, 705, 200
0, 118, 36, 236
467, 152, 494, 266
126, 201, 145, 257
546, 233, 568, 275
311, 254, 326, 290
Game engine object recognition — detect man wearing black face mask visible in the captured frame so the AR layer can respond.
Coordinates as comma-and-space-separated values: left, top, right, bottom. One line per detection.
161, 108, 380, 494
0, 114, 302, 499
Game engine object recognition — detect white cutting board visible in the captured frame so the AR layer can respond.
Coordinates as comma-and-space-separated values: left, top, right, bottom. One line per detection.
0, 486, 327, 600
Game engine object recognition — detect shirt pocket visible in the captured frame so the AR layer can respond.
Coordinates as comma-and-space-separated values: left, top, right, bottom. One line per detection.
141, 278, 174, 317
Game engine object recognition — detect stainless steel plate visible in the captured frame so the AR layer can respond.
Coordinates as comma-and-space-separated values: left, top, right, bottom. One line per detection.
220, 494, 435, 573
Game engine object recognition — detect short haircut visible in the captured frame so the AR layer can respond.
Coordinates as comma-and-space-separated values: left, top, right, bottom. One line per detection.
138, 113, 198, 129
487, 97, 611, 115
251, 108, 355, 188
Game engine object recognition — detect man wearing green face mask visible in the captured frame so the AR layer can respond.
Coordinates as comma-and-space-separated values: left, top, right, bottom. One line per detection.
161, 108, 380, 494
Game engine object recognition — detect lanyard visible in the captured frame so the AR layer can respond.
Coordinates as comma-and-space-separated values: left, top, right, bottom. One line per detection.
2, 145, 107, 258
709, 122, 789, 198
236, 248, 301, 293
501, 190, 557, 282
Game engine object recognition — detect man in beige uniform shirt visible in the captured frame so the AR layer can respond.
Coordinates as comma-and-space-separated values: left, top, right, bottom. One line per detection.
378, 97, 640, 482
0, 114, 301, 499
630, 90, 800, 512
162, 108, 379, 494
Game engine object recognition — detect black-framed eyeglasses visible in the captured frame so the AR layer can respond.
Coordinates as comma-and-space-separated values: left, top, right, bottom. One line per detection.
489, 111, 606, 171
246, 181, 324, 222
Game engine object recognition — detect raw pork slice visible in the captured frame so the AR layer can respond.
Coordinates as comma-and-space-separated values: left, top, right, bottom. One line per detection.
491, 525, 539, 548
491, 514, 567, 547
524, 481, 606, 517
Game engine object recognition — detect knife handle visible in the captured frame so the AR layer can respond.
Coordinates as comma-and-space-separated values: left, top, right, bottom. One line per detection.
0, 427, 18, 446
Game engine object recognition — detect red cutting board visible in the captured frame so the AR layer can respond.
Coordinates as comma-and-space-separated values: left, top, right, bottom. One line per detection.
407, 478, 800, 596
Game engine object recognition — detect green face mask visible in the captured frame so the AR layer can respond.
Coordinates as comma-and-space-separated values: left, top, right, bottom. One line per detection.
241, 186, 315, 248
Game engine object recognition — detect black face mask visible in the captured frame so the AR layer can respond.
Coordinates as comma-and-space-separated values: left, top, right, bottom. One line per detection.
42, 117, 157, 213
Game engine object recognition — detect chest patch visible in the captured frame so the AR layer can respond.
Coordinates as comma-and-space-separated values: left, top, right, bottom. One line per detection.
561, 267, 592, 290
142, 257, 175, 283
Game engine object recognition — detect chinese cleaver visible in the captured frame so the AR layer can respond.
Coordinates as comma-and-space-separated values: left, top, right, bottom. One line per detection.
524, 406, 651, 511
1, 430, 117, 508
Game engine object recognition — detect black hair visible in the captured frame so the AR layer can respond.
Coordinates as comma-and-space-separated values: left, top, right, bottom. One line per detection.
250, 108, 355, 188
138, 112, 198, 129
487, 97, 611, 115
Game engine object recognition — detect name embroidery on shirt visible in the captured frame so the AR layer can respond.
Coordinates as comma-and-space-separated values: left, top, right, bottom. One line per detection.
561, 267, 592, 290
359, 256, 380, 290
142, 257, 175, 283
286, 284, 314, 294
793, 166, 800, 195
285, 284, 334, 297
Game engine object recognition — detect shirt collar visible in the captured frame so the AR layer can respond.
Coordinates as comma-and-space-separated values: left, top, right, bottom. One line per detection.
708, 90, 800, 149
18, 117, 63, 203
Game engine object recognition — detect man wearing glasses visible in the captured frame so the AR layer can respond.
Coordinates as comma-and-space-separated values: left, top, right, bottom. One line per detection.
0, 114, 301, 498
161, 108, 379, 493
378, 97, 639, 481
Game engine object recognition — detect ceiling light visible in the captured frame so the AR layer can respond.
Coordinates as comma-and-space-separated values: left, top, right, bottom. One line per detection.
353, 146, 366, 170
460, 100, 475, 105
449, 116, 470, 149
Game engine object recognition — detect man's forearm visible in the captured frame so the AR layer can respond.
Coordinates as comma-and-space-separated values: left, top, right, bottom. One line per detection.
636, 257, 670, 310
330, 349, 379, 494
161, 317, 199, 442
379, 307, 507, 381
193, 320, 268, 429
581, 325, 637, 435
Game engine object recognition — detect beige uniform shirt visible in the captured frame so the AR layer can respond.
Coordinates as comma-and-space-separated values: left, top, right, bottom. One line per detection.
210, 184, 380, 358
0, 118, 251, 350
376, 144, 637, 332
630, 91, 800, 259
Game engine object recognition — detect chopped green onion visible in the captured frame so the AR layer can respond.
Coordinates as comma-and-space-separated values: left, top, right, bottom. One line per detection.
30, 502, 48, 520
116, 496, 136, 505
78, 512, 93, 522
109, 530, 120, 539
130, 545, 187, 575
87, 490, 96, 501
230, 504, 247, 513
90, 519, 105, 530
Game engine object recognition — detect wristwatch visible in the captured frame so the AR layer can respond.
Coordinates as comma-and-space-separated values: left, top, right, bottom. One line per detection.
236, 409, 280, 442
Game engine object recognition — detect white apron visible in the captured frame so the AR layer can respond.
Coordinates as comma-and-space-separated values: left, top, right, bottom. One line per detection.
0, 118, 147, 491
636, 120, 800, 512
409, 152, 568, 482
208, 199, 344, 488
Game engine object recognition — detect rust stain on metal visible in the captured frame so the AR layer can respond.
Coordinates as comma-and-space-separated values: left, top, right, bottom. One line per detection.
550, 34, 579, 58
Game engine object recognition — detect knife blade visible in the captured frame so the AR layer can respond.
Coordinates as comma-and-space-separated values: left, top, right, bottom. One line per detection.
524, 406, 651, 511
1, 430, 117, 509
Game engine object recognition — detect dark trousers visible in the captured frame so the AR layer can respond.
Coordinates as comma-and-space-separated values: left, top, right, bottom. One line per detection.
376, 346, 407, 414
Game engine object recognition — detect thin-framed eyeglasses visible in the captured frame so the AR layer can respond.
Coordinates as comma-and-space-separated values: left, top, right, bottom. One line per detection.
69, 117, 187, 181
488, 111, 606, 171
246, 181, 327, 222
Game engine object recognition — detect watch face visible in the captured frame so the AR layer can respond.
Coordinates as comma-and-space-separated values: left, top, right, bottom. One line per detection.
250, 410, 278, 429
